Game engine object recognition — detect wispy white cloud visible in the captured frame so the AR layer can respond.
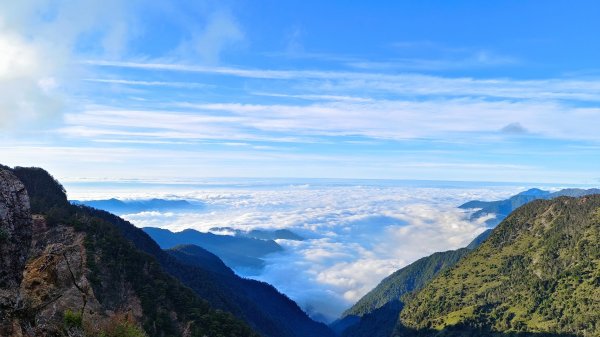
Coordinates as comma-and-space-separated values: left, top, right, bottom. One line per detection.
84, 78, 210, 88
0, 1, 247, 129
346, 50, 518, 71
71, 99, 596, 142
180, 10, 244, 64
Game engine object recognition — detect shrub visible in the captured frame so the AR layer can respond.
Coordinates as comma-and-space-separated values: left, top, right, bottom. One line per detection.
63, 309, 83, 329
97, 314, 147, 337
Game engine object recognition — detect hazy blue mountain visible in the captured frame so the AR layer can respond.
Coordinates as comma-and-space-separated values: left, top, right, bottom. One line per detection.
72, 197, 200, 215
144, 227, 283, 272
552, 187, 600, 197
211, 226, 305, 241
459, 187, 600, 226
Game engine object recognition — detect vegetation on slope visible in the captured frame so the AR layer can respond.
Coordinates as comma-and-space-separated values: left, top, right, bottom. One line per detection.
333, 246, 478, 337
398, 197, 600, 337
168, 244, 336, 337
10, 166, 259, 337
460, 187, 600, 225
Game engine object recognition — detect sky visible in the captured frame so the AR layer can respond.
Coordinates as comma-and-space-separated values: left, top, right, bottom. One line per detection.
1, 0, 600, 183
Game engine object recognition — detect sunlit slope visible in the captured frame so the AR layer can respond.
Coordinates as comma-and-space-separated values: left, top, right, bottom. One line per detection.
398, 196, 600, 336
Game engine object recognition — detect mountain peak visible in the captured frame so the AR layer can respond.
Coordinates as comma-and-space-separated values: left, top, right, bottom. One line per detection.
516, 187, 550, 196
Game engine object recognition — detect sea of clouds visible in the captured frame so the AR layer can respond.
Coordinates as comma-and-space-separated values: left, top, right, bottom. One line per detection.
67, 180, 524, 322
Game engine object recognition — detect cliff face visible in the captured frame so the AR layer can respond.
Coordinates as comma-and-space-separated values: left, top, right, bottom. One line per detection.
0, 169, 32, 289
0, 169, 33, 335
0, 169, 116, 336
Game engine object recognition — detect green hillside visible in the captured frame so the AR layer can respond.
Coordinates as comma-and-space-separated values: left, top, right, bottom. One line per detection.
333, 230, 493, 337
398, 196, 600, 336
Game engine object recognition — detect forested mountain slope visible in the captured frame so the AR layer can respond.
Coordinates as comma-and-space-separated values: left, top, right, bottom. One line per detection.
1, 167, 257, 337
333, 233, 489, 337
398, 196, 600, 336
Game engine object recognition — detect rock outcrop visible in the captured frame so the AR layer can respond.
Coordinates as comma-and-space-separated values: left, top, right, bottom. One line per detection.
0, 169, 33, 335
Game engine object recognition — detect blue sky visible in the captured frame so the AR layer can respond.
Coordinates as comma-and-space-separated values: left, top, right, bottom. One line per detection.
1, 0, 600, 184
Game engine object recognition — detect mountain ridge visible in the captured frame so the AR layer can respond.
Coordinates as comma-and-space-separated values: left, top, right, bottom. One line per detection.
397, 196, 600, 336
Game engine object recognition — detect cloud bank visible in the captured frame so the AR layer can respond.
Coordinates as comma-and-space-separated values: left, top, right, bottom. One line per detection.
81, 182, 522, 322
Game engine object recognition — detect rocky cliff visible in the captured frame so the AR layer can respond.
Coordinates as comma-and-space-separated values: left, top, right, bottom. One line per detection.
0, 167, 257, 337
0, 169, 33, 335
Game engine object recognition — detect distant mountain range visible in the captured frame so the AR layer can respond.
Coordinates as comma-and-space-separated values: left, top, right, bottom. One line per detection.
4, 166, 598, 337
211, 226, 305, 241
72, 197, 201, 215
76, 198, 304, 273
459, 187, 600, 226
144, 227, 284, 273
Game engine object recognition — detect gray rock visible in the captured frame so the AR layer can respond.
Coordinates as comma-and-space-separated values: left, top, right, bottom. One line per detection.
0, 169, 33, 334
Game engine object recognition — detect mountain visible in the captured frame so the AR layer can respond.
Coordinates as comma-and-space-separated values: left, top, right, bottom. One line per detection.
91, 209, 333, 337
73, 198, 200, 215
2, 166, 335, 337
332, 232, 489, 337
459, 187, 600, 226
144, 227, 283, 272
1, 167, 257, 337
168, 244, 336, 337
211, 226, 305, 241
397, 196, 600, 336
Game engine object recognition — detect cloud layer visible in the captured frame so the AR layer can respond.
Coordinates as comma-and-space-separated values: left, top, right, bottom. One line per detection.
74, 181, 522, 321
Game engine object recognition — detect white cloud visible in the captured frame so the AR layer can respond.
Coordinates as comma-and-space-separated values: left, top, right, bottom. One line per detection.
0, 1, 246, 129
186, 10, 244, 64
0, 28, 63, 128
0, 0, 135, 129
86, 60, 600, 100
57, 97, 600, 144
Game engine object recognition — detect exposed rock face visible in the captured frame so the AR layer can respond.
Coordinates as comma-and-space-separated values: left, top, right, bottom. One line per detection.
0, 169, 33, 288
0, 169, 143, 336
17, 218, 105, 336
0, 169, 33, 333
